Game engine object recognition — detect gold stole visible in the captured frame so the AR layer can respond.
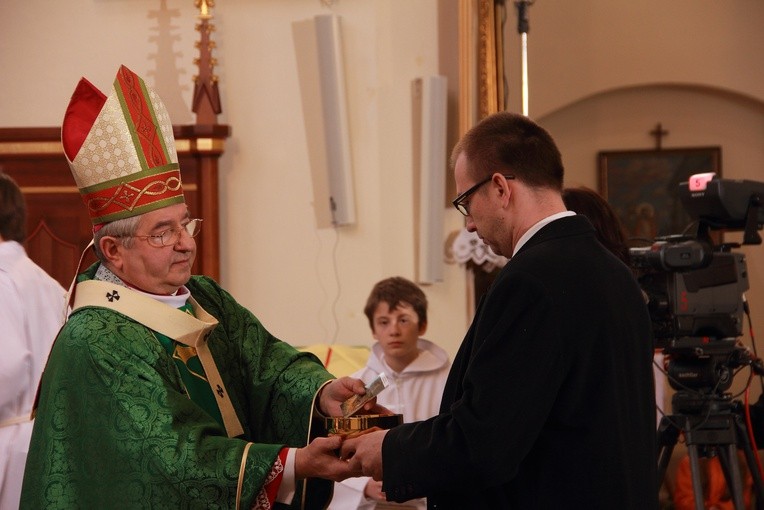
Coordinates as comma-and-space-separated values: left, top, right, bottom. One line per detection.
72, 280, 244, 438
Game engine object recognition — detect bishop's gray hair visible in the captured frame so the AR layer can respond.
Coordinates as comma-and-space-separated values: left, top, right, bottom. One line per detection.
92, 214, 143, 262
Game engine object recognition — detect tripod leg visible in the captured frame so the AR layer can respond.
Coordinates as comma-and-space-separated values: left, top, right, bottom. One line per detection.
657, 444, 674, 495
717, 444, 746, 510
687, 444, 706, 510
732, 414, 764, 510
657, 415, 679, 488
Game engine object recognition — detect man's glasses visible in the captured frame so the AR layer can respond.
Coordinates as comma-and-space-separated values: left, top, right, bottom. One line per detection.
124, 218, 203, 248
451, 174, 514, 216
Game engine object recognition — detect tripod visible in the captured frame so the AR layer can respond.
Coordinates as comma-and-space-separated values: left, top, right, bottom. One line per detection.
658, 392, 764, 509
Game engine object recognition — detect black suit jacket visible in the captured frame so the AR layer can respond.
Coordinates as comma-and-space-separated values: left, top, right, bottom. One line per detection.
382, 215, 658, 509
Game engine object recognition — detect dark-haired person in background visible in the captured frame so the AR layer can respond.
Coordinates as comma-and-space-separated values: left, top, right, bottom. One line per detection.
562, 185, 630, 265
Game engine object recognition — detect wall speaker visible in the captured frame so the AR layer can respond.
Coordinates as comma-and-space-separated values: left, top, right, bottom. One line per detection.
412, 75, 448, 284
292, 14, 356, 228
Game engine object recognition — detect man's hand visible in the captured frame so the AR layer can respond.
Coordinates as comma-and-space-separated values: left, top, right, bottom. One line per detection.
364, 479, 386, 501
319, 377, 394, 417
320, 377, 375, 416
340, 428, 387, 481
294, 436, 362, 482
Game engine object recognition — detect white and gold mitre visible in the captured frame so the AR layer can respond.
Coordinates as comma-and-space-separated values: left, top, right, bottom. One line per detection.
61, 65, 184, 227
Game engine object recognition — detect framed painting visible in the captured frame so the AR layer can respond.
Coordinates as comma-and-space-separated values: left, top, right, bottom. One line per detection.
598, 147, 722, 243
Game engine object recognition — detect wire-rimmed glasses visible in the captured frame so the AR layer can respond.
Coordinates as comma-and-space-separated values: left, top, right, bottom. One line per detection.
127, 218, 203, 247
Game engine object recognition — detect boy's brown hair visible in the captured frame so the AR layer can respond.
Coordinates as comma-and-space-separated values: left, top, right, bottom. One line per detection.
364, 277, 428, 329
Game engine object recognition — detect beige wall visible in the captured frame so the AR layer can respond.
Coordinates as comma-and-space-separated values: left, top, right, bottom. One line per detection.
505, 0, 764, 119
2, 1, 763, 401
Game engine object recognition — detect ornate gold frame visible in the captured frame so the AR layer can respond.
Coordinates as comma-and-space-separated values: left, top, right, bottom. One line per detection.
458, 0, 505, 136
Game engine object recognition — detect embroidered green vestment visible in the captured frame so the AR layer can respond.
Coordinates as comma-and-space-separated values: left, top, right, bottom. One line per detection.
21, 265, 333, 509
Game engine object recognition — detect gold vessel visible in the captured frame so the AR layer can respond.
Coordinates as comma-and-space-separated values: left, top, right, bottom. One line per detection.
325, 413, 403, 436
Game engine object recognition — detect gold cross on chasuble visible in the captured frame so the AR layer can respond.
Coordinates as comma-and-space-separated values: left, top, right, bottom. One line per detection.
158, 304, 225, 428
173, 345, 207, 380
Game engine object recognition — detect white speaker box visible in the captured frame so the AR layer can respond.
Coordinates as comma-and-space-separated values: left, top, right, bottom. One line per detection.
412, 75, 448, 284
292, 14, 356, 228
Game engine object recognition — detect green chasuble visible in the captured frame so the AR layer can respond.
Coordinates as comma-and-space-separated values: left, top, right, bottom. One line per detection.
21, 264, 334, 509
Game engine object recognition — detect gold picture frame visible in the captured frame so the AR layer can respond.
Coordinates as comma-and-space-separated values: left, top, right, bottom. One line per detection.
598, 147, 722, 242
458, 0, 506, 137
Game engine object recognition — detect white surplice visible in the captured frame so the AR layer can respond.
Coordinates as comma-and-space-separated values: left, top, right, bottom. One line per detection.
0, 241, 66, 509
328, 339, 451, 510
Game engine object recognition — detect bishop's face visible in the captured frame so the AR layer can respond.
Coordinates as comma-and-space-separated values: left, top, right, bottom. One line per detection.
112, 203, 197, 295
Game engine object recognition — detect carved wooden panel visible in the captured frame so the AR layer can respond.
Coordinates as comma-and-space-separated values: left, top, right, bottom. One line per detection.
0, 125, 229, 289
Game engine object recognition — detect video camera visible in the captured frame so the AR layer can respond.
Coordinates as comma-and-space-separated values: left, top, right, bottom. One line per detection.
628, 173, 764, 398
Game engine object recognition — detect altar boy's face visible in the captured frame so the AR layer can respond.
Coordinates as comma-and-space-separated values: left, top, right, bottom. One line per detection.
371, 302, 426, 369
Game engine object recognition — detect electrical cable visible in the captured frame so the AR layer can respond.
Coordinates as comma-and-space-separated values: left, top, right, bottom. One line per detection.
330, 224, 341, 345
313, 227, 330, 346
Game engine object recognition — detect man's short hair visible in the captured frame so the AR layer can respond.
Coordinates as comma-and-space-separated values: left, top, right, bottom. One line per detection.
364, 277, 428, 329
93, 214, 142, 262
0, 172, 27, 243
450, 112, 564, 191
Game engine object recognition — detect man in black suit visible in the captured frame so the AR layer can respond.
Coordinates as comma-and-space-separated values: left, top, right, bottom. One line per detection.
341, 112, 658, 508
